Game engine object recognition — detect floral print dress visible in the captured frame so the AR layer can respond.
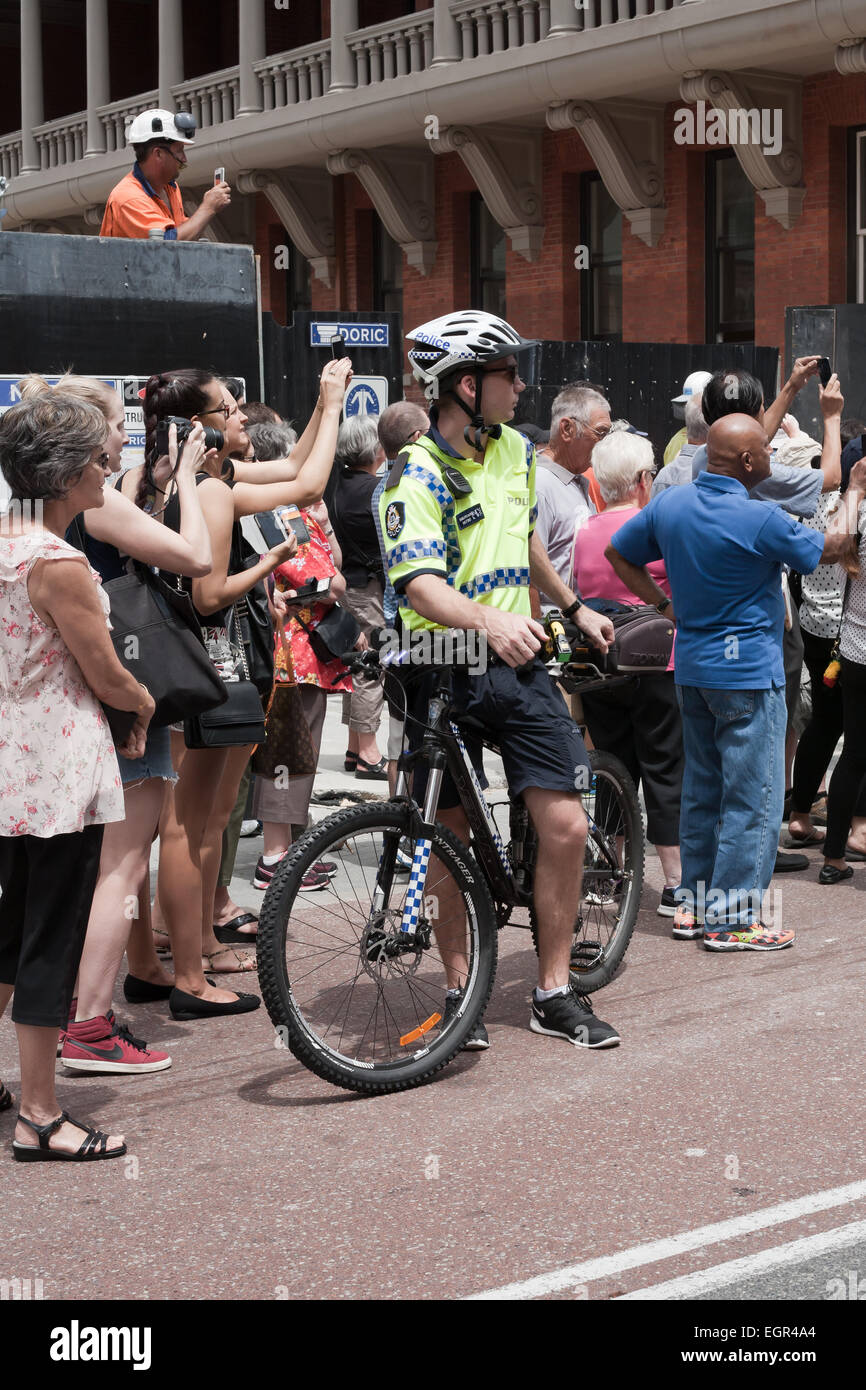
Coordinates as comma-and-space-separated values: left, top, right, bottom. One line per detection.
0, 531, 124, 837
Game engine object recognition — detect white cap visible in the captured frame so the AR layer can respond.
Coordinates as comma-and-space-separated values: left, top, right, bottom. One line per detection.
672, 370, 712, 405
126, 109, 196, 146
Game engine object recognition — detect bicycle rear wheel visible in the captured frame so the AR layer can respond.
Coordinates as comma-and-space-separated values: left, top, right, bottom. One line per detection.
530, 749, 644, 993
257, 802, 499, 1094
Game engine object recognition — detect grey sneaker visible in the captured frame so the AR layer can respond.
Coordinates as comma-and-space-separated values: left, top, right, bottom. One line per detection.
442, 990, 489, 1050
530, 988, 620, 1048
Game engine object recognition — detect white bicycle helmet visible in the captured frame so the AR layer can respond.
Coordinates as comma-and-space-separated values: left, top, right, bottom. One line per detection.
407, 311, 537, 397
407, 311, 538, 448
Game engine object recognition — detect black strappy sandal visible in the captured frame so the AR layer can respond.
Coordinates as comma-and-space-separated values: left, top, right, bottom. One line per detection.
12, 1110, 127, 1163
0, 1081, 14, 1113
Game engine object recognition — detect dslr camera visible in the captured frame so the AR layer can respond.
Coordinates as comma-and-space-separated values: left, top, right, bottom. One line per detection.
155, 414, 223, 458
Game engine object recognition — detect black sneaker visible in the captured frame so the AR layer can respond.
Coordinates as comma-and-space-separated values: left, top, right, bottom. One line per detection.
442, 991, 490, 1050
657, 886, 678, 917
530, 989, 620, 1048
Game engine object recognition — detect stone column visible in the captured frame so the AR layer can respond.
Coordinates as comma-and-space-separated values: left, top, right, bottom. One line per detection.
85, 0, 110, 156
329, 0, 358, 93
547, 0, 582, 37
238, 0, 266, 114
431, 0, 460, 65
20, 0, 44, 174
158, 0, 184, 109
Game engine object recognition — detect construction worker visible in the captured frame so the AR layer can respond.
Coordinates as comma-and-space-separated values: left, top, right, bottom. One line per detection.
100, 109, 230, 241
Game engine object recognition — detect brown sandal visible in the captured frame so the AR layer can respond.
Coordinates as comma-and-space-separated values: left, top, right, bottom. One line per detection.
201, 946, 257, 974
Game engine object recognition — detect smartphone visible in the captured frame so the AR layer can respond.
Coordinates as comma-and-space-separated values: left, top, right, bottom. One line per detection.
254, 506, 311, 550
330, 333, 346, 361
817, 356, 832, 387
289, 576, 332, 602
214, 167, 225, 185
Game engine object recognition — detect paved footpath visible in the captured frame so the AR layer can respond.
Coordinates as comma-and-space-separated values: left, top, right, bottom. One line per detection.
2, 701, 865, 1303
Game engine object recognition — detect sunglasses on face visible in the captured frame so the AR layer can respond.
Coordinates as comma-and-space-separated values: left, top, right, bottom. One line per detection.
481, 365, 521, 384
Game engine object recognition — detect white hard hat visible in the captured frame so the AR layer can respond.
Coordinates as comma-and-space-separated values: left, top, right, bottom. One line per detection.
672, 370, 712, 405
407, 310, 537, 400
126, 109, 197, 146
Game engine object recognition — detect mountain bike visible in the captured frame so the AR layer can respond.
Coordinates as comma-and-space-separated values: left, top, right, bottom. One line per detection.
257, 638, 645, 1094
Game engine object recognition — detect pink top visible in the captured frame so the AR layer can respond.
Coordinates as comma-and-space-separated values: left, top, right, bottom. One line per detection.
573, 506, 674, 673
0, 531, 124, 837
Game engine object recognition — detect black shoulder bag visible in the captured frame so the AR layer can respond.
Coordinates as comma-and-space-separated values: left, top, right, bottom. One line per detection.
70, 514, 228, 740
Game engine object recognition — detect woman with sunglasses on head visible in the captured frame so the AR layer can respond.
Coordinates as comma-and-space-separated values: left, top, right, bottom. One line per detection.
0, 393, 155, 1161
15, 375, 214, 1073
129, 361, 350, 1018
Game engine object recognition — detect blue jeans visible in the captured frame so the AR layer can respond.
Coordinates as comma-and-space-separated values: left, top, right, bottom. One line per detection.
676, 684, 786, 928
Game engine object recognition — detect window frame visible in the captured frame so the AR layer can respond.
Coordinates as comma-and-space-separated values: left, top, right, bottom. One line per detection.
705, 149, 755, 344
579, 171, 623, 341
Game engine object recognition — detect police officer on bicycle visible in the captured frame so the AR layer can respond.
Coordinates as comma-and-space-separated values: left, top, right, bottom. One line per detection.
380, 310, 621, 1050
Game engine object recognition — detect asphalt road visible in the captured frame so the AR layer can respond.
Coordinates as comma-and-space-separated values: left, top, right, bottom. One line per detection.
2, 701, 865, 1304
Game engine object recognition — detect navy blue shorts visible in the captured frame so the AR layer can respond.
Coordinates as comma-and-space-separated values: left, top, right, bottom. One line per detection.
400, 659, 590, 810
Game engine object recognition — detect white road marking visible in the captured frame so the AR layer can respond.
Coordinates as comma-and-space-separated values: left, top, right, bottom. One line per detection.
466, 1178, 866, 1300
617, 1219, 866, 1299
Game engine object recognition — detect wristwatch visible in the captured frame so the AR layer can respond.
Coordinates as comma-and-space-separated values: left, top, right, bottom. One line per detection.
562, 598, 582, 620
656, 597, 672, 614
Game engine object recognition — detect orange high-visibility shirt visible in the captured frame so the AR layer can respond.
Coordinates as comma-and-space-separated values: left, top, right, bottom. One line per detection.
100, 165, 187, 240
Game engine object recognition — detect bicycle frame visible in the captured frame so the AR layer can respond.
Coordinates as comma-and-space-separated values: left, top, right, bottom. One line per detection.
378, 663, 622, 938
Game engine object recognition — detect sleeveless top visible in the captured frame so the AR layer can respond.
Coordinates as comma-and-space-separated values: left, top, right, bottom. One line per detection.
0, 531, 124, 836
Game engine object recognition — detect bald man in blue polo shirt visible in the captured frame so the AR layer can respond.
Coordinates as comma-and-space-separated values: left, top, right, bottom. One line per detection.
605, 414, 866, 952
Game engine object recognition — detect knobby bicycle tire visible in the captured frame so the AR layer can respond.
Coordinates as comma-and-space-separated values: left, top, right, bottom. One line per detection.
529, 749, 645, 993
257, 802, 499, 1094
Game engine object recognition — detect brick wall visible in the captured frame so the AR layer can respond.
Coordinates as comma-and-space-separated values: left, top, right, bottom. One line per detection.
755, 72, 866, 368
256, 70, 866, 389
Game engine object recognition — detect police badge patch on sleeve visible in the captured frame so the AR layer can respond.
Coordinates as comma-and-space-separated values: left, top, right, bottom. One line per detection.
385, 501, 405, 539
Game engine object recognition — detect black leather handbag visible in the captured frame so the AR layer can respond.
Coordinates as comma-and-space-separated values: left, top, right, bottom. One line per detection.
232, 525, 275, 698
183, 603, 267, 749
102, 562, 228, 731
298, 605, 361, 664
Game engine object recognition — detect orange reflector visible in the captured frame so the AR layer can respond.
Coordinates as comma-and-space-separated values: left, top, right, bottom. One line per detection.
399, 1013, 442, 1046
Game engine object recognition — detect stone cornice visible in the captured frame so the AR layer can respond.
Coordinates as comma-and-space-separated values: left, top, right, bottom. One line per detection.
326, 148, 437, 275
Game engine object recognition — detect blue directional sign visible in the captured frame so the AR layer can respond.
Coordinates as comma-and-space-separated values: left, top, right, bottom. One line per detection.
343, 377, 388, 418
310, 322, 389, 348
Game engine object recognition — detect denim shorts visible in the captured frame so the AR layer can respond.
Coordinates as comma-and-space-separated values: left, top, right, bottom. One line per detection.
119, 724, 177, 787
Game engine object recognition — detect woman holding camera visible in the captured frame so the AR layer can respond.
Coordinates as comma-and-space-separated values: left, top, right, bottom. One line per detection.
132, 361, 349, 1018
0, 393, 154, 1160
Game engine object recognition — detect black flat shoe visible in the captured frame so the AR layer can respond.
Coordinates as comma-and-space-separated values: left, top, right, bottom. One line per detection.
169, 987, 260, 1021
818, 864, 854, 885
773, 850, 809, 873
123, 974, 174, 1003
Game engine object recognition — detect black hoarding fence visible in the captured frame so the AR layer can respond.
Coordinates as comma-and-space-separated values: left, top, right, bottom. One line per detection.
261, 309, 404, 427
0, 232, 262, 395
786, 305, 866, 440
515, 341, 780, 456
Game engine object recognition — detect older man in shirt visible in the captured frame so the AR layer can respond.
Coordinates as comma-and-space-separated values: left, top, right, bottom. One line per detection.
533, 385, 610, 611
605, 413, 863, 953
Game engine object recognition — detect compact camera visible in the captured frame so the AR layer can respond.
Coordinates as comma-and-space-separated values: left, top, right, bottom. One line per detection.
154, 414, 223, 458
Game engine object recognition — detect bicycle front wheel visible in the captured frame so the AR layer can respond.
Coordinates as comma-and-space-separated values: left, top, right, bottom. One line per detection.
257, 802, 498, 1094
